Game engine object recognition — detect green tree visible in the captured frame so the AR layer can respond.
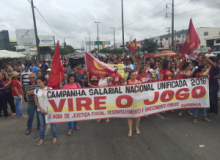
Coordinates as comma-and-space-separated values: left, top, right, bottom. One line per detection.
66, 45, 75, 53
100, 48, 110, 53
141, 39, 158, 53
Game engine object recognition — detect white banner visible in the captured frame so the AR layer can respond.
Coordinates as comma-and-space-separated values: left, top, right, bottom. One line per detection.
43, 78, 209, 124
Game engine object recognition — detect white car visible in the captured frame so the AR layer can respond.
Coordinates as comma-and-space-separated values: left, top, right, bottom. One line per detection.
212, 43, 220, 57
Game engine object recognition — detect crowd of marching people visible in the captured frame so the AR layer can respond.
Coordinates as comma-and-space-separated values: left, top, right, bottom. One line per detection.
0, 48, 219, 145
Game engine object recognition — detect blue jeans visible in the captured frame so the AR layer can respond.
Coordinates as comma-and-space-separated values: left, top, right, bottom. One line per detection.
0, 94, 8, 117
27, 103, 40, 131
193, 108, 206, 119
209, 85, 219, 114
13, 96, 23, 117
38, 111, 57, 140
68, 122, 78, 130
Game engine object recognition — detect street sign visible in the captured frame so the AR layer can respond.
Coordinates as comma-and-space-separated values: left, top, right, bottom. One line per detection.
95, 41, 102, 45
16, 29, 36, 45
86, 41, 111, 45
86, 41, 94, 45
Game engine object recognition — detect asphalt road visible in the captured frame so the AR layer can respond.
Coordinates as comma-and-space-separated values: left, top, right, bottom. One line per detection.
0, 102, 220, 160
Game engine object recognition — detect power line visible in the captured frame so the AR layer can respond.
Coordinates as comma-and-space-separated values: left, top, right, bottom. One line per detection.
175, 2, 220, 16
122, 0, 166, 28
34, 7, 61, 38
27, 0, 61, 38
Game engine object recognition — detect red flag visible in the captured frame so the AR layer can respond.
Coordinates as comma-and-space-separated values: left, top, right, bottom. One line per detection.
180, 19, 201, 55
127, 39, 137, 53
51, 41, 65, 86
85, 51, 115, 76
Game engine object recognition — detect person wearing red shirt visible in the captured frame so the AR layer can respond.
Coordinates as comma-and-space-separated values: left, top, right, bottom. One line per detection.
78, 63, 87, 76
192, 65, 210, 124
4, 73, 16, 114
46, 69, 62, 89
133, 63, 140, 74
160, 59, 174, 114
11, 71, 26, 118
118, 58, 122, 64
137, 65, 151, 83
123, 71, 141, 137
160, 59, 173, 81
88, 72, 100, 87
110, 67, 123, 86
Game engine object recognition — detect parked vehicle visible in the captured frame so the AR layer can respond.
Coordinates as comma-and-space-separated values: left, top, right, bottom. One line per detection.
212, 43, 220, 57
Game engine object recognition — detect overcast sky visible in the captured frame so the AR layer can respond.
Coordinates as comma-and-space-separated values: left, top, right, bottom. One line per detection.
0, 0, 220, 49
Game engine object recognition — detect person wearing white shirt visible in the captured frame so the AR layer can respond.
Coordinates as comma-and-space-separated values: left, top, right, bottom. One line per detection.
205, 48, 214, 57
124, 58, 134, 70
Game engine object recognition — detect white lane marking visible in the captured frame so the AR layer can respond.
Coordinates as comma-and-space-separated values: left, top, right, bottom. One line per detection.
199, 145, 205, 148
156, 113, 165, 119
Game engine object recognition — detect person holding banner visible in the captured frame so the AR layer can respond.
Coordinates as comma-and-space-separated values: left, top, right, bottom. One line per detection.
202, 55, 220, 117
110, 67, 123, 86
123, 71, 141, 137
160, 59, 174, 114
97, 75, 115, 123
72, 67, 85, 87
34, 77, 57, 146
192, 65, 211, 123
63, 74, 81, 135
137, 65, 151, 83
178, 62, 193, 117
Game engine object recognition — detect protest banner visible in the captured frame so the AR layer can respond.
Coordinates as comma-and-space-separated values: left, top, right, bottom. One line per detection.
109, 64, 125, 78
44, 78, 209, 124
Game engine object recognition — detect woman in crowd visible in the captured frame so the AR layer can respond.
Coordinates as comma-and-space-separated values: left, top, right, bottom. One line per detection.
137, 65, 151, 83
11, 71, 26, 118
97, 74, 115, 123
156, 61, 162, 80
4, 73, 16, 115
46, 69, 62, 89
0, 72, 10, 117
176, 55, 182, 66
191, 65, 211, 123
72, 67, 84, 87
197, 54, 203, 65
34, 77, 57, 145
191, 60, 199, 73
151, 64, 158, 80
160, 59, 173, 114
133, 62, 140, 74
178, 62, 193, 116
63, 64, 67, 73
123, 71, 141, 137
63, 74, 80, 135
160, 59, 173, 81
145, 61, 153, 73
36, 70, 42, 79
171, 61, 180, 77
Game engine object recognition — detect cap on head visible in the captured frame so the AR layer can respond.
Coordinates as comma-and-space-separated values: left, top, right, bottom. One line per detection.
208, 48, 212, 51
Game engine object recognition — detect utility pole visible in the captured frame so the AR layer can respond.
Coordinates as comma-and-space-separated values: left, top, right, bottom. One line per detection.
166, 27, 171, 49
166, 0, 174, 51
95, 22, 100, 52
111, 27, 115, 49
171, 0, 174, 51
30, 0, 40, 61
121, 0, 125, 51
87, 32, 91, 52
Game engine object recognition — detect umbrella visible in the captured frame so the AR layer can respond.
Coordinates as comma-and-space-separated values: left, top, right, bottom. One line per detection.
145, 53, 154, 58
98, 54, 107, 58
154, 50, 177, 58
